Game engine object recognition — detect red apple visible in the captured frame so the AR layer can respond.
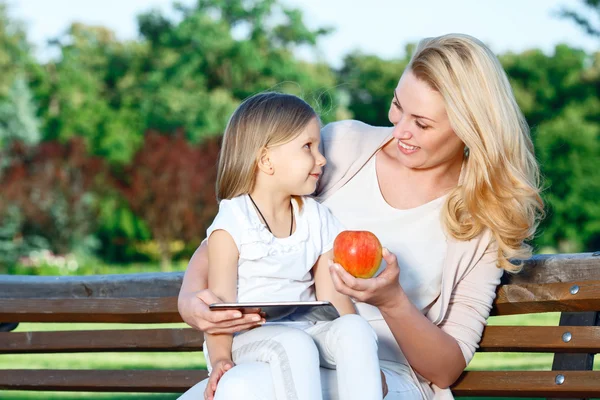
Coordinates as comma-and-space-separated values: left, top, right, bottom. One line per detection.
333, 230, 382, 279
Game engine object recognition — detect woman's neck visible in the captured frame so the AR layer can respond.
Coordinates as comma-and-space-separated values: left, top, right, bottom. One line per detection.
377, 143, 463, 209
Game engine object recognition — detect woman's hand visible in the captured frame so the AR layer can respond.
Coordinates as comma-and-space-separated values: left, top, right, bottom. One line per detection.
204, 358, 235, 400
328, 248, 405, 311
177, 289, 263, 334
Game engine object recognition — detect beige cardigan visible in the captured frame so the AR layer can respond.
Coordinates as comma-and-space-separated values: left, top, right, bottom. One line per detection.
316, 120, 503, 399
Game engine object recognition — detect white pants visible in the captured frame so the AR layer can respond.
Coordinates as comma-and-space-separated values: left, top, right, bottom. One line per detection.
179, 364, 422, 400
201, 314, 384, 400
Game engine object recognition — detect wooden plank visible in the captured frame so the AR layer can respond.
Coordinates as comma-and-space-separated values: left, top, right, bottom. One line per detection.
451, 371, 600, 397
0, 272, 184, 299
478, 326, 600, 352
492, 281, 600, 316
0, 369, 208, 392
552, 312, 599, 370
0, 252, 597, 301
0, 297, 181, 323
504, 252, 600, 285
0, 328, 204, 354
548, 312, 600, 400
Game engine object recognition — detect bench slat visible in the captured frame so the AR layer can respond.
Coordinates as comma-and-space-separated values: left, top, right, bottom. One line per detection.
493, 281, 600, 316
452, 371, 600, 397
0, 297, 181, 323
0, 328, 204, 354
478, 326, 600, 352
0, 369, 208, 392
3, 281, 600, 324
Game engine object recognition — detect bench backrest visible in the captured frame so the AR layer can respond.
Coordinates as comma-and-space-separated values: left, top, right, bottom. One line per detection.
1, 252, 599, 397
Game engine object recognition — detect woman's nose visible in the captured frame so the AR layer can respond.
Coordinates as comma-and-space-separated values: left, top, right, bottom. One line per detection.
392, 119, 412, 140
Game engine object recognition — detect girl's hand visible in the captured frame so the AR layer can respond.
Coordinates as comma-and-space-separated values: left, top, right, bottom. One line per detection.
328, 248, 405, 311
178, 289, 263, 334
204, 359, 234, 400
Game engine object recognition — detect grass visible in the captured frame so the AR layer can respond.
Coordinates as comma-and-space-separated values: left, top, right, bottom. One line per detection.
1, 314, 598, 399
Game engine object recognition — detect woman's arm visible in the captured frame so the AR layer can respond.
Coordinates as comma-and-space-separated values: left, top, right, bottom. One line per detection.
329, 248, 465, 388
177, 242, 262, 334
313, 250, 356, 315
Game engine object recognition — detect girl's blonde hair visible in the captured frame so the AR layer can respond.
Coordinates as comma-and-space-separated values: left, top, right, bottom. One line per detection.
216, 92, 317, 202
408, 34, 544, 272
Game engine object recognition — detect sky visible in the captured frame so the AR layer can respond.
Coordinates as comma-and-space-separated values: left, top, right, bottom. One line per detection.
8, 0, 599, 67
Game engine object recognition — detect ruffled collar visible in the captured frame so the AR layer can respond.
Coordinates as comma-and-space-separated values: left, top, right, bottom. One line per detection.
237, 195, 310, 258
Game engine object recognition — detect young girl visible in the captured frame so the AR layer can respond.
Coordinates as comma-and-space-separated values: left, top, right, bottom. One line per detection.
203, 92, 383, 400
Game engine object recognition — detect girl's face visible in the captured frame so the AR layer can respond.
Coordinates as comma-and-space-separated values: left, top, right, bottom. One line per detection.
268, 117, 326, 196
387, 70, 465, 170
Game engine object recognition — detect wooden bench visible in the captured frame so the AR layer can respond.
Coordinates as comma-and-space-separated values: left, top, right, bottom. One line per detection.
1, 252, 599, 398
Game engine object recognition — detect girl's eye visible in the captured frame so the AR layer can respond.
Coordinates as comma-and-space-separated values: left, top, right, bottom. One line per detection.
415, 121, 429, 130
393, 100, 401, 109
303, 143, 311, 149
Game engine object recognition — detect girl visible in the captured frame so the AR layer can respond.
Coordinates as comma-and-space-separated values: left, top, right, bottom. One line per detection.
202, 92, 383, 400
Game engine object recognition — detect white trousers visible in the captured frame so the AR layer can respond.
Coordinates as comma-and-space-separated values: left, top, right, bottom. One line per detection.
179, 364, 422, 400
200, 314, 385, 400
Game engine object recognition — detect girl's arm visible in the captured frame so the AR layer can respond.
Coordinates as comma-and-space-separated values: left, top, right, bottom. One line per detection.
177, 242, 261, 334
313, 249, 356, 315
204, 230, 240, 366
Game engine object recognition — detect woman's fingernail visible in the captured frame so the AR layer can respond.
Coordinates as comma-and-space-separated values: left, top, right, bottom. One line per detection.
327, 259, 333, 266
382, 247, 389, 256
233, 312, 242, 318
252, 316, 261, 322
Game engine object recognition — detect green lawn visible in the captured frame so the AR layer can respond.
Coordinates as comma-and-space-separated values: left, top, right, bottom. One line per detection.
1, 313, 598, 399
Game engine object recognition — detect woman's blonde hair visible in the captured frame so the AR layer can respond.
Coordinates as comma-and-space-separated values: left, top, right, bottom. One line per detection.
408, 34, 544, 272
216, 92, 317, 202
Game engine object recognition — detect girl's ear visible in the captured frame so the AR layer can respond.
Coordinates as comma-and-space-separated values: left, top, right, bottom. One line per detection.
257, 148, 274, 175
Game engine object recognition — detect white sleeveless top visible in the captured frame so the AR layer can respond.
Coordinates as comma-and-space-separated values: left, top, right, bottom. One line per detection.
323, 155, 447, 371
206, 195, 343, 303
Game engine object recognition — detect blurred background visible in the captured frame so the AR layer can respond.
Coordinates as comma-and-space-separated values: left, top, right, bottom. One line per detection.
0, 0, 599, 277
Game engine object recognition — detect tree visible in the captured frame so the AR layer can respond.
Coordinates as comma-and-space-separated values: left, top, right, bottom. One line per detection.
111, 132, 220, 271
131, 0, 342, 143
558, 0, 600, 37
0, 2, 32, 97
338, 50, 410, 126
0, 75, 41, 148
0, 138, 106, 258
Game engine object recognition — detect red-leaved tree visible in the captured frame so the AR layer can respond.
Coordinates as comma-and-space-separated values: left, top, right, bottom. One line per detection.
112, 131, 220, 270
0, 138, 106, 257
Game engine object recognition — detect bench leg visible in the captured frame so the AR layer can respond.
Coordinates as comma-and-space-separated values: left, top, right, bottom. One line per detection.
548, 311, 599, 400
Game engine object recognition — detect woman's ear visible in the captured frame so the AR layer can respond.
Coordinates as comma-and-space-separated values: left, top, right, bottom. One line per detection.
257, 148, 274, 175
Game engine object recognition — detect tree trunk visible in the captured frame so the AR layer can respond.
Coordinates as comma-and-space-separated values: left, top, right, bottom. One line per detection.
157, 239, 171, 272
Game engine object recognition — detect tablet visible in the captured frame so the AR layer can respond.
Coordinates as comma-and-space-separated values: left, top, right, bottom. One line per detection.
209, 300, 340, 322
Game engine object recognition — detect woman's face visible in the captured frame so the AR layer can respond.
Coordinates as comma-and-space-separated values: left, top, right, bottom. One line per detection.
387, 70, 465, 170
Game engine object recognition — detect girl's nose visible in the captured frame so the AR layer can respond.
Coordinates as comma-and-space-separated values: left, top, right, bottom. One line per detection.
316, 151, 326, 166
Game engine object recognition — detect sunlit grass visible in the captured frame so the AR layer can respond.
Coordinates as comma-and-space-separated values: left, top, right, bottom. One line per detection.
2, 313, 598, 399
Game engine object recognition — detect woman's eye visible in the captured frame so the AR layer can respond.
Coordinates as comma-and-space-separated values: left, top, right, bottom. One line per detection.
303, 143, 311, 149
415, 121, 429, 130
393, 101, 401, 109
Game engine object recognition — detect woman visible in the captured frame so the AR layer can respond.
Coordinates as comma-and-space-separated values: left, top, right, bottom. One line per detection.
177, 33, 544, 399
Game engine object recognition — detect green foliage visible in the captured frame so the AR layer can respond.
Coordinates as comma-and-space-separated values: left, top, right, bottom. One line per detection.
0, 75, 41, 147
558, 0, 600, 37
0, 0, 599, 267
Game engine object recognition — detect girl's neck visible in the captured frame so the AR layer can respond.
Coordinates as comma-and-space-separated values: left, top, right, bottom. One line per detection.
247, 190, 292, 217
247, 189, 294, 238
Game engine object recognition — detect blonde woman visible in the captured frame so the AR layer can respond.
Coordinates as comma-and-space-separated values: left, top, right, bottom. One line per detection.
198, 92, 383, 400
178, 34, 544, 399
